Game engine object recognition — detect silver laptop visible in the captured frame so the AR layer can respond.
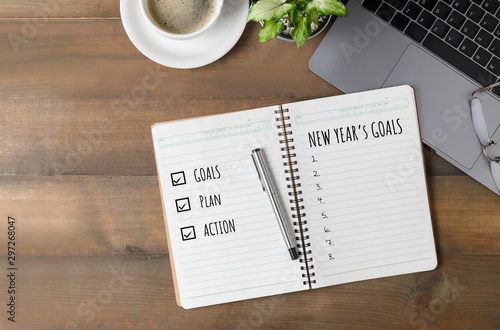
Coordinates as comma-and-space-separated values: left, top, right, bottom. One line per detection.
310, 0, 500, 196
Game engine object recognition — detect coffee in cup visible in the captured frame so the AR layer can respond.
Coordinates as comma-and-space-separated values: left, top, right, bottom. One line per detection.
141, 0, 224, 39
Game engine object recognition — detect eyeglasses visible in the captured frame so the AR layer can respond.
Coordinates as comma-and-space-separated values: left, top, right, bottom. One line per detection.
470, 82, 500, 193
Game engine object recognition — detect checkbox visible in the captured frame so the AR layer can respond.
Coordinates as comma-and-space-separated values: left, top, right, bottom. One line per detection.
175, 197, 191, 213
180, 226, 196, 241
171, 171, 186, 186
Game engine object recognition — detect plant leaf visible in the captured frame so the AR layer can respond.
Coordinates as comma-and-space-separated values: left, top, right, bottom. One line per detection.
290, 9, 312, 49
305, 0, 348, 17
258, 20, 284, 43
295, 0, 309, 10
310, 9, 319, 25
247, 0, 297, 22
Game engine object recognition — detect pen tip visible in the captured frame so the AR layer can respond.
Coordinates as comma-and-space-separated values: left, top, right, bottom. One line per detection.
289, 247, 299, 260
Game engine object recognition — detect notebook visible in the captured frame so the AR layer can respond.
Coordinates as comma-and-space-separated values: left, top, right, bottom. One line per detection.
152, 85, 437, 309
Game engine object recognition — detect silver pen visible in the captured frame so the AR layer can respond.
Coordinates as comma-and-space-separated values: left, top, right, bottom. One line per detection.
251, 148, 299, 260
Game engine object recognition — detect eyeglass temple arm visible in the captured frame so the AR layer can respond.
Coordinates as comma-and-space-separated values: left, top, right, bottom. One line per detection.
471, 81, 500, 99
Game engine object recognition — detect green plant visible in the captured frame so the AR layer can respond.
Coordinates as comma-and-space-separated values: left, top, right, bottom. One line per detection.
247, 0, 348, 48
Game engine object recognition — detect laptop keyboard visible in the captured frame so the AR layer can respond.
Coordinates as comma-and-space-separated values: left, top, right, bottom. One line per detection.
362, 0, 500, 97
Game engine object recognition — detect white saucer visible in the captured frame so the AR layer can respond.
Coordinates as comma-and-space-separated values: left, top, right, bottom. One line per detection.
120, 0, 249, 69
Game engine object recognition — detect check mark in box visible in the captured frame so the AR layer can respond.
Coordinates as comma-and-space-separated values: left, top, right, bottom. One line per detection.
171, 171, 186, 186
180, 226, 196, 241
175, 197, 191, 213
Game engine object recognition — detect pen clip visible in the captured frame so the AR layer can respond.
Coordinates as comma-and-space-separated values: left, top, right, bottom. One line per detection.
251, 149, 266, 192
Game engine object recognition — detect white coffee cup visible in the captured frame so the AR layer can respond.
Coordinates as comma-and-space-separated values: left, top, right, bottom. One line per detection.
140, 0, 224, 40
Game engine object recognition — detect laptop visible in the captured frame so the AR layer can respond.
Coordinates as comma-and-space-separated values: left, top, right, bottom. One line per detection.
309, 0, 500, 196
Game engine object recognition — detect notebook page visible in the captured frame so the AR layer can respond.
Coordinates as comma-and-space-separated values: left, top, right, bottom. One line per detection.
152, 106, 306, 309
284, 85, 437, 289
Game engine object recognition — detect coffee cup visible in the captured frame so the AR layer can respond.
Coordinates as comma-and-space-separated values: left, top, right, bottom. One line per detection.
140, 0, 224, 40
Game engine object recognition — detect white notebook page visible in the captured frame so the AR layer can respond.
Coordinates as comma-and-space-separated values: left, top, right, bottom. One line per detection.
152, 106, 306, 309
284, 85, 437, 288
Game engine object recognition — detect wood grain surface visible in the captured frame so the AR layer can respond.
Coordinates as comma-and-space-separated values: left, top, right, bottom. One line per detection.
0, 0, 499, 329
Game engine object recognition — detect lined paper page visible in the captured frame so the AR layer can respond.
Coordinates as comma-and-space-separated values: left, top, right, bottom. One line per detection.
284, 86, 437, 289
152, 106, 305, 309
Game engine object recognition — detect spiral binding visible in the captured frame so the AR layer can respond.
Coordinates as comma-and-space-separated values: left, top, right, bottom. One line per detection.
274, 105, 315, 286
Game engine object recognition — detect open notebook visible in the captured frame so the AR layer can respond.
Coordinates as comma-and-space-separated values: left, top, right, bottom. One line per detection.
152, 85, 437, 309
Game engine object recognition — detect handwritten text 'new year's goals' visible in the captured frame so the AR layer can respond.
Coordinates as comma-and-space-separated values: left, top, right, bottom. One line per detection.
307, 118, 403, 148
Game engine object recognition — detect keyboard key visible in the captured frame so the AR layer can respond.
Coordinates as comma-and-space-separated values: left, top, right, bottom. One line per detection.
480, 13, 499, 32
486, 56, 500, 75
417, 10, 437, 29
445, 28, 464, 47
442, 0, 453, 4
470, 0, 482, 4
405, 21, 428, 42
391, 13, 411, 31
387, 0, 408, 11
433, 2, 452, 20
461, 20, 480, 39
459, 38, 478, 56
473, 47, 492, 66
419, 0, 438, 11
403, 1, 423, 20
423, 33, 497, 93
431, 19, 451, 38
377, 3, 397, 22
362, 0, 382, 12
489, 39, 500, 57
475, 29, 494, 48
495, 26, 500, 38
466, 4, 486, 23
452, 0, 471, 14
494, 84, 500, 96
482, 0, 500, 15
447, 10, 466, 29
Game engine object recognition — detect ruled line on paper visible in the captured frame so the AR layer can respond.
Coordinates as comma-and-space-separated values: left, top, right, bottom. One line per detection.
182, 255, 292, 280
310, 214, 426, 234
326, 235, 428, 254
321, 258, 433, 277
185, 269, 294, 287
185, 280, 298, 300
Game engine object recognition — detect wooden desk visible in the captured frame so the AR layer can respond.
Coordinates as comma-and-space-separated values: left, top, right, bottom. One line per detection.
0, 1, 499, 328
